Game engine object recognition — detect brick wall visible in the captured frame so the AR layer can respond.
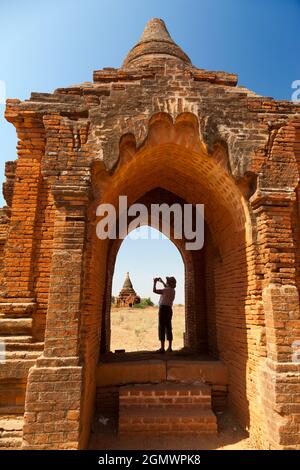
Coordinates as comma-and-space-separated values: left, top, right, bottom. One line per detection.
0, 52, 300, 449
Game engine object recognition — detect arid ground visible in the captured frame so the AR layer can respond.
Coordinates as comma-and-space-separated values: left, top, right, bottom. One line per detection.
111, 305, 185, 352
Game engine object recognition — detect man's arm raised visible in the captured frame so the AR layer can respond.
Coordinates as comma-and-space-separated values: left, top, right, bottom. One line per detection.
153, 278, 164, 294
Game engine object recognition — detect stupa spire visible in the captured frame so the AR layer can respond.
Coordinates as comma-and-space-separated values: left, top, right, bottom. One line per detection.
122, 272, 133, 290
122, 18, 191, 68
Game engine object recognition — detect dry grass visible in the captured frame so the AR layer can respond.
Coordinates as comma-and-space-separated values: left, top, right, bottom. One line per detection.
110, 305, 185, 352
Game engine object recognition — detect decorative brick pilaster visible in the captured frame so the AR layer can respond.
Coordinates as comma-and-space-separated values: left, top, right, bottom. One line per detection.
0, 112, 43, 356
251, 189, 300, 449
22, 360, 83, 449
22, 193, 89, 449
260, 359, 300, 449
251, 190, 300, 362
1, 109, 44, 301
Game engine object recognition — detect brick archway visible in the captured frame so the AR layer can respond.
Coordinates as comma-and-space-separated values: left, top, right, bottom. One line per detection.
105, 223, 187, 352
100, 188, 208, 356
9, 113, 299, 450
76, 139, 253, 447
2, 19, 300, 448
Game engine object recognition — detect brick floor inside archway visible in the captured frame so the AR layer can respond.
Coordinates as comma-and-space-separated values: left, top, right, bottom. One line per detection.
89, 410, 258, 450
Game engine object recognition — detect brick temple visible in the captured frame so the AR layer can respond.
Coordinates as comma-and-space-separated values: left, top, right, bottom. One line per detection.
115, 272, 140, 307
0, 18, 300, 449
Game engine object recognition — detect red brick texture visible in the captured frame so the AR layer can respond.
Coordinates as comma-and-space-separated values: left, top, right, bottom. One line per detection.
0, 19, 300, 449
118, 383, 217, 435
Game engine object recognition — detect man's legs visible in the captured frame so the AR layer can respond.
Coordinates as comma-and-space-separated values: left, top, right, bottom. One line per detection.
158, 306, 166, 352
166, 308, 173, 352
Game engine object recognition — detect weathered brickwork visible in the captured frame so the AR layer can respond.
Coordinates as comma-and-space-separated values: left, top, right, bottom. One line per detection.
0, 18, 300, 449
118, 383, 217, 435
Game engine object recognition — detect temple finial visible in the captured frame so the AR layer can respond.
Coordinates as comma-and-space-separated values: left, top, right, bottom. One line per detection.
122, 18, 191, 68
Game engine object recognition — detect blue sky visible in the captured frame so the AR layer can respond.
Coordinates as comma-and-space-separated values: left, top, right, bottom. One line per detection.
0, 0, 299, 303
112, 227, 184, 304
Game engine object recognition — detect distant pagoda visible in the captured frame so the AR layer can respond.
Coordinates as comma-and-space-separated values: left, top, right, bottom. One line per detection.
115, 272, 140, 307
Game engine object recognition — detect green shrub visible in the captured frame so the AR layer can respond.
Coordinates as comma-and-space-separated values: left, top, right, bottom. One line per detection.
132, 303, 145, 309
132, 297, 154, 309
141, 297, 154, 307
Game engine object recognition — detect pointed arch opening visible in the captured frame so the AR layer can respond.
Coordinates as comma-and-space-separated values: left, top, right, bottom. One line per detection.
80, 138, 255, 447
110, 226, 185, 353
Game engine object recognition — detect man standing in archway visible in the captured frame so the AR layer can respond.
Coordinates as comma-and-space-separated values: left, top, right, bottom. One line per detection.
153, 276, 177, 353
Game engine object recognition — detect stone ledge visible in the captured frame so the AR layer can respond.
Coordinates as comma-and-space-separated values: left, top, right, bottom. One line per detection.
167, 360, 228, 385
93, 69, 155, 83
35, 356, 81, 368
0, 360, 38, 379
0, 318, 32, 335
97, 360, 166, 387
0, 302, 36, 318
191, 68, 238, 86
96, 359, 228, 387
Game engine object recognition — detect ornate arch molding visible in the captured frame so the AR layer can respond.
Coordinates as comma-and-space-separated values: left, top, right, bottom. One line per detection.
97, 111, 236, 178
90, 102, 272, 187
